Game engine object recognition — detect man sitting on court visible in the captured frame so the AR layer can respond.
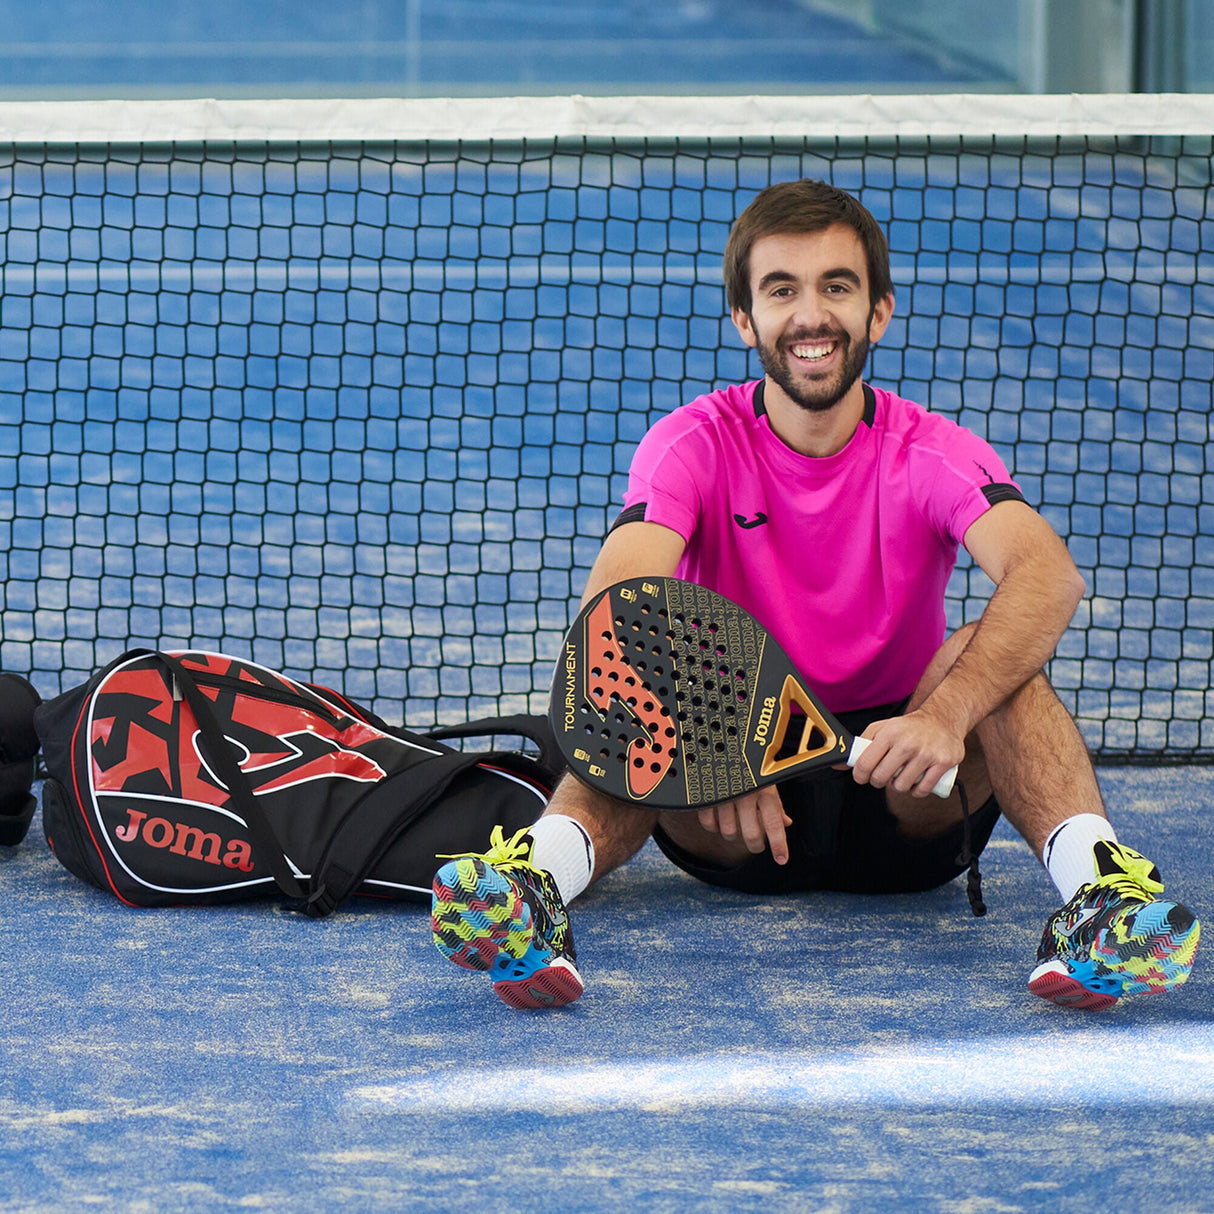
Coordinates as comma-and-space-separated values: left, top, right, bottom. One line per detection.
430, 177, 1200, 1012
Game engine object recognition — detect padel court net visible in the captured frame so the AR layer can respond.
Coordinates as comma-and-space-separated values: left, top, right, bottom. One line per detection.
1, 95, 1211, 760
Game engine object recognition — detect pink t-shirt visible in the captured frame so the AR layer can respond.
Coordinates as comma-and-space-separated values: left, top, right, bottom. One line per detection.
620, 380, 1022, 713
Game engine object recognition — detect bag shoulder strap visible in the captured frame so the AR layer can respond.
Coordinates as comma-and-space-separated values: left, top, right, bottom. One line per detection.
162, 660, 512, 912
305, 714, 564, 916
155, 652, 309, 903
129, 658, 554, 917
167, 654, 492, 917
303, 748, 485, 917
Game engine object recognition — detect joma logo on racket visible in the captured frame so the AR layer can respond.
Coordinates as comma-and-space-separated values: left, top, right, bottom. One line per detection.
752, 695, 778, 745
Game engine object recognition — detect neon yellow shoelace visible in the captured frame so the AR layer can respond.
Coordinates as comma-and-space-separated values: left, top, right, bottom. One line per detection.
437, 824, 533, 866
1091, 844, 1165, 901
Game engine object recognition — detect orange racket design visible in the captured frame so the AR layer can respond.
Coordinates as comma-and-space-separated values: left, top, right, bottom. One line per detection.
551, 576, 956, 809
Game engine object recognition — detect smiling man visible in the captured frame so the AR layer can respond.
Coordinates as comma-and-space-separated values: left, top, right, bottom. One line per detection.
431, 178, 1200, 1013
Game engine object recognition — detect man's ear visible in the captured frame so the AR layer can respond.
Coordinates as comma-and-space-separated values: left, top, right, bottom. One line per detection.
731, 306, 759, 349
868, 291, 895, 343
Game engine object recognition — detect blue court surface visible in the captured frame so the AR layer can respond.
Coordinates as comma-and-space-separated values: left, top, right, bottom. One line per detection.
2, 763, 1211, 1212
0, 0, 1010, 96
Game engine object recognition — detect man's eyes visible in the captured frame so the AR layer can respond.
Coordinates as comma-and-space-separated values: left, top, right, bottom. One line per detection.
768, 281, 851, 298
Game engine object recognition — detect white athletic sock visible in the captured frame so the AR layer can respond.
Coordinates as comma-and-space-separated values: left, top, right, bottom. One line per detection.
526, 814, 595, 904
1042, 813, 1119, 902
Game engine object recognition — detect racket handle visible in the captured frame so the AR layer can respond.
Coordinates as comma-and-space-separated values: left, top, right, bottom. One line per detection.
846, 737, 957, 800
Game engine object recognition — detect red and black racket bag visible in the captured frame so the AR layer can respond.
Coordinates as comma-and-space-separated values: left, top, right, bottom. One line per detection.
32, 649, 559, 916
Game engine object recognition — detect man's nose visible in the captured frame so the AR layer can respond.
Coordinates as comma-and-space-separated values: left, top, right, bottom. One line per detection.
790, 292, 831, 330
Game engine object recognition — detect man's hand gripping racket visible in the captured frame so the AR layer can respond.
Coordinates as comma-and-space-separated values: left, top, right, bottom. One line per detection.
550, 576, 957, 809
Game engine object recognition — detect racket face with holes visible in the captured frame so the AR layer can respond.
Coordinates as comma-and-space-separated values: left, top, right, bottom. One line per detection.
551, 576, 854, 809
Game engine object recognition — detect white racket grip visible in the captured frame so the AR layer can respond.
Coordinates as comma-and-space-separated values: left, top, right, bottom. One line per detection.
846, 736, 957, 800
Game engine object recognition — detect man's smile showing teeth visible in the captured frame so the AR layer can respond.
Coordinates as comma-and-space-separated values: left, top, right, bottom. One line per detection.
790, 340, 837, 362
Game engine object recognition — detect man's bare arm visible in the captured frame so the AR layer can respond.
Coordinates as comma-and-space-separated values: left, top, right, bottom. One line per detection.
925, 499, 1085, 734
853, 499, 1085, 795
577, 519, 688, 606
555, 519, 793, 865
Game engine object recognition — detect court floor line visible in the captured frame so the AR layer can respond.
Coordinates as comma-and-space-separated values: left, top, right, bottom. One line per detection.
349, 1024, 1214, 1114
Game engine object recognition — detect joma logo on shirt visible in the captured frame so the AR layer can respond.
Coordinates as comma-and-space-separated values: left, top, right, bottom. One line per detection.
733, 512, 768, 529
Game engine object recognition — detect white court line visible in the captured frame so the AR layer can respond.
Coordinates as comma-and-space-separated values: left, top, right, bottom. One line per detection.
350, 1026, 1214, 1112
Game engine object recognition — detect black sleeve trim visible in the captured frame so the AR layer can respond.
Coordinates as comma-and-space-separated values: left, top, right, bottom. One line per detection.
982, 483, 1026, 507
608, 503, 649, 533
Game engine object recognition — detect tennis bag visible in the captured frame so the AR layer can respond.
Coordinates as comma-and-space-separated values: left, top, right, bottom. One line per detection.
32, 649, 560, 916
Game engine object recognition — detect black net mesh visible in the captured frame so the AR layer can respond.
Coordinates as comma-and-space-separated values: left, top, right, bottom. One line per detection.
1, 133, 1211, 757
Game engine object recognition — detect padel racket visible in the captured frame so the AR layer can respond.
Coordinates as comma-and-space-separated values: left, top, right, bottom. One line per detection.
551, 576, 956, 809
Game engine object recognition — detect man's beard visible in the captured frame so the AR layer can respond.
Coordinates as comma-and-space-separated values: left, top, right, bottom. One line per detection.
754, 324, 871, 413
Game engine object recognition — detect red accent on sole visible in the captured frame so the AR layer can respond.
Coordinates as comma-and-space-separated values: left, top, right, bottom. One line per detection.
493, 965, 584, 1010
1028, 968, 1119, 1012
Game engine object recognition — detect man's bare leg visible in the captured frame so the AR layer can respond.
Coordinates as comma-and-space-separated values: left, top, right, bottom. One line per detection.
539, 775, 657, 882
885, 624, 1198, 1010
884, 622, 1106, 857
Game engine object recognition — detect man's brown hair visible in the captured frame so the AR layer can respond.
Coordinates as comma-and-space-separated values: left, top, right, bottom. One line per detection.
723, 178, 893, 314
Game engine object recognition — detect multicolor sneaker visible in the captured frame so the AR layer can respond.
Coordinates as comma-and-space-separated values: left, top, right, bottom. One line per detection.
1029, 840, 1200, 1011
430, 826, 583, 1010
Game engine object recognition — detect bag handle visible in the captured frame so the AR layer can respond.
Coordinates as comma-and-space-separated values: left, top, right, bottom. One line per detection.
426, 713, 564, 781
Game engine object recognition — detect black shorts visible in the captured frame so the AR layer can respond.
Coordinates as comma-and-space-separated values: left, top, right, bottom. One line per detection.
651, 699, 1002, 896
